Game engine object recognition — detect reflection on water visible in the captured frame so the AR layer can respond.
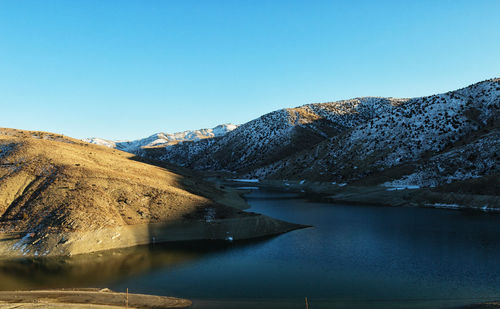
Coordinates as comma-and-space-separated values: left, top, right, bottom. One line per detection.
1, 189, 500, 309
0, 238, 271, 290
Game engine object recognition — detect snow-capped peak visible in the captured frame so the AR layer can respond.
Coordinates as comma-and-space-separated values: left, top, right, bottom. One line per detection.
83, 123, 238, 153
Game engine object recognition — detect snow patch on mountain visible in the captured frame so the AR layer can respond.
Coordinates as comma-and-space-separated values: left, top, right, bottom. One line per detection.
83, 124, 238, 154
383, 129, 499, 188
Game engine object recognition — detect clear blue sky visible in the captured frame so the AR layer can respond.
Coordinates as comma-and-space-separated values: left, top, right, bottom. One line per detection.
1, 0, 499, 140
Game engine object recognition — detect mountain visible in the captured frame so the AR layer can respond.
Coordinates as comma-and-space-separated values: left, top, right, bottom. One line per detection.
83, 124, 238, 153
0, 128, 301, 257
143, 97, 403, 172
139, 78, 499, 192
250, 79, 499, 187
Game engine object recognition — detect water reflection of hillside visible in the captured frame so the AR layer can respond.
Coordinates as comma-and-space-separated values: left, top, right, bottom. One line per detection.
0, 238, 273, 290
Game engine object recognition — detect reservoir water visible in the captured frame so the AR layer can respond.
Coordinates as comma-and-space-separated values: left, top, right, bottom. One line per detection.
1, 189, 500, 308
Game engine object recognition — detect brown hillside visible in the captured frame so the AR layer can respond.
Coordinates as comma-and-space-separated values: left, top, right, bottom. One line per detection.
0, 129, 300, 256
0, 128, 302, 257
0, 128, 235, 233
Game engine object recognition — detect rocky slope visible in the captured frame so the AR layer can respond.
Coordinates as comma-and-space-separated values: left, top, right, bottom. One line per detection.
84, 124, 237, 153
0, 128, 302, 257
143, 97, 403, 172
250, 79, 499, 186
141, 78, 499, 194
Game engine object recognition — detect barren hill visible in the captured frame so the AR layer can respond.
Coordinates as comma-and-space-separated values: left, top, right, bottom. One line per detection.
0, 128, 301, 257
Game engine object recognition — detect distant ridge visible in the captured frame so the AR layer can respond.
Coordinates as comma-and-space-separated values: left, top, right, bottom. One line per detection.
83, 123, 238, 153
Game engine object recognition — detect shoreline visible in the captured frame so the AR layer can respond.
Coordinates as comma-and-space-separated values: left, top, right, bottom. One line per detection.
0, 288, 191, 308
227, 179, 500, 212
0, 214, 307, 258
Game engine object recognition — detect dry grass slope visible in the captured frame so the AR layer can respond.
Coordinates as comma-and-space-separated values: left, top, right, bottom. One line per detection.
0, 128, 238, 235
0, 129, 303, 257
0, 128, 307, 257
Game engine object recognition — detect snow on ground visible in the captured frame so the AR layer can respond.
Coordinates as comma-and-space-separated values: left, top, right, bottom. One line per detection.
0, 144, 12, 158
229, 179, 260, 183
204, 208, 216, 223
81, 138, 116, 148
425, 203, 461, 209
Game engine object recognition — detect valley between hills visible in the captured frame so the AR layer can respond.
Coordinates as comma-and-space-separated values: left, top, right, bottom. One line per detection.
0, 78, 498, 259
89, 78, 500, 211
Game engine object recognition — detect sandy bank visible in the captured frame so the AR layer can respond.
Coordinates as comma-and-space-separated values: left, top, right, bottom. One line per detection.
0, 214, 306, 258
0, 288, 190, 308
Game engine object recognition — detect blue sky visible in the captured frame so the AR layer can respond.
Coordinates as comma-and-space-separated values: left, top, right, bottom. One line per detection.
1, 0, 499, 140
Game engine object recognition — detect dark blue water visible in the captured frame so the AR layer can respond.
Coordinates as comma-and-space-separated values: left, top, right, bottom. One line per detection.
1, 189, 500, 308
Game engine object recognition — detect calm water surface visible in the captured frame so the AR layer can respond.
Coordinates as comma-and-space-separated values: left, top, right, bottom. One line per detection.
2, 189, 500, 308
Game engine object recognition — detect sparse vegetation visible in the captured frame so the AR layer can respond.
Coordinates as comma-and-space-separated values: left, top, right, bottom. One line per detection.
0, 128, 301, 257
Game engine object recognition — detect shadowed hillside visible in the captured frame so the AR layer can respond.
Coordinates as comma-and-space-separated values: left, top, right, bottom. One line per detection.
0, 128, 302, 257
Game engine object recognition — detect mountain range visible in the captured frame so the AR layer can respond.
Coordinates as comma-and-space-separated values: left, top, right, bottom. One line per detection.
84, 123, 238, 153
86, 79, 499, 194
